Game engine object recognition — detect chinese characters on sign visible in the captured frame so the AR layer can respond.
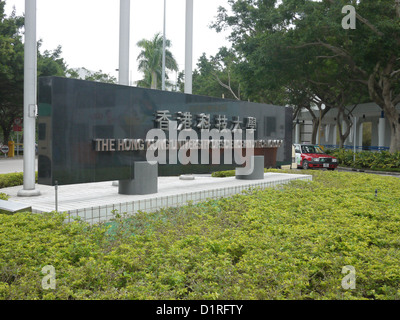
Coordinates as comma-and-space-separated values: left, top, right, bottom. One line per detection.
155, 111, 256, 132
154, 110, 171, 131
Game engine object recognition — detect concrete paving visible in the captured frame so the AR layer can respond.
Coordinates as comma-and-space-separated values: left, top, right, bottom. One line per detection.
1, 172, 312, 224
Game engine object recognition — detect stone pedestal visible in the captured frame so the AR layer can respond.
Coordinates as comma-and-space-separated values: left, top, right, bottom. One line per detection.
235, 156, 265, 180
118, 162, 158, 195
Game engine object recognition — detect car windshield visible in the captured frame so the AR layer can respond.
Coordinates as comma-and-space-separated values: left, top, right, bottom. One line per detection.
301, 145, 324, 154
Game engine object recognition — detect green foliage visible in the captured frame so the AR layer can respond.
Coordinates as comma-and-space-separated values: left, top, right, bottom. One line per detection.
211, 170, 236, 178
328, 149, 400, 171
136, 32, 178, 90
37, 42, 68, 78
67, 67, 117, 84
0, 3, 24, 144
1, 171, 400, 299
0, 2, 68, 144
0, 193, 8, 200
0, 172, 38, 188
212, 0, 400, 150
192, 48, 243, 100
0, 0, 115, 143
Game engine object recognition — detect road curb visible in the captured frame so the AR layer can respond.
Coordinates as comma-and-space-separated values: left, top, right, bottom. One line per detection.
338, 166, 400, 176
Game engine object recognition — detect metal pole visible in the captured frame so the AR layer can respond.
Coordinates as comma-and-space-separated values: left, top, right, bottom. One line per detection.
113, 0, 130, 188
18, 0, 40, 197
55, 180, 58, 212
318, 108, 322, 145
184, 0, 193, 94
119, 0, 130, 85
353, 116, 357, 163
162, 0, 166, 91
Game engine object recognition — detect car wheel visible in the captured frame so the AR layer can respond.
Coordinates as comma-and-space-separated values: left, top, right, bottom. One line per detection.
327, 168, 335, 171
302, 160, 309, 170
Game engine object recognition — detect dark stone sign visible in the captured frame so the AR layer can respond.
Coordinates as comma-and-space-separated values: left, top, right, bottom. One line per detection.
38, 77, 292, 186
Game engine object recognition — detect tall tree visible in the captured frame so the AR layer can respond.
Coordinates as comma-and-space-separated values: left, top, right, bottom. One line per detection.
0, 1, 70, 144
192, 48, 243, 100
37, 42, 67, 77
213, 0, 400, 152
0, 2, 24, 145
67, 67, 116, 84
136, 32, 178, 89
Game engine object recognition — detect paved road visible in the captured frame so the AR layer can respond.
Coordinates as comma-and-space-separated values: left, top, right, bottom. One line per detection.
0, 156, 38, 174
336, 167, 400, 178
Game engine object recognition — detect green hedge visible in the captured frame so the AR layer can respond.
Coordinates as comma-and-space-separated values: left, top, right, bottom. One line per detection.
0, 172, 38, 189
211, 170, 236, 178
326, 149, 400, 171
212, 168, 272, 178
1, 170, 400, 299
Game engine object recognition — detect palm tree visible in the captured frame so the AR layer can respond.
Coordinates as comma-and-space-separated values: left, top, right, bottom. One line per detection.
136, 32, 178, 89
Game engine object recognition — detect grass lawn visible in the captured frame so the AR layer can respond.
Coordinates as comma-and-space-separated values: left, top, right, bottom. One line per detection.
0, 169, 399, 300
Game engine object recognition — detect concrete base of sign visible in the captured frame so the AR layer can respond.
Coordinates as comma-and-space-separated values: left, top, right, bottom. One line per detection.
1, 172, 312, 224
17, 188, 41, 197
0, 199, 32, 213
179, 174, 195, 180
235, 156, 265, 180
118, 162, 158, 195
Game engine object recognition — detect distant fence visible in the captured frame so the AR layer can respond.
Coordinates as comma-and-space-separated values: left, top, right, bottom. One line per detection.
322, 145, 390, 151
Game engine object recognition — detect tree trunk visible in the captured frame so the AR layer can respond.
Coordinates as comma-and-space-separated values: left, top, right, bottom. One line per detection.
388, 118, 400, 153
151, 71, 157, 89
382, 100, 400, 153
1, 128, 11, 146
311, 118, 319, 144
367, 57, 400, 152
336, 110, 352, 149
311, 104, 331, 145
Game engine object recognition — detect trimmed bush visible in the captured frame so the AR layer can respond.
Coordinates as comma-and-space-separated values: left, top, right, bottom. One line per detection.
211, 170, 236, 178
0, 170, 400, 299
327, 149, 400, 171
0, 172, 38, 189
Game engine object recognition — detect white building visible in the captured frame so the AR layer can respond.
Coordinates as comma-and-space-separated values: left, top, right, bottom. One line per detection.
293, 102, 400, 151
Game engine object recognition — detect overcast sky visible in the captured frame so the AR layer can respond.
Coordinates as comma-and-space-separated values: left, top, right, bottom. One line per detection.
4, 0, 232, 84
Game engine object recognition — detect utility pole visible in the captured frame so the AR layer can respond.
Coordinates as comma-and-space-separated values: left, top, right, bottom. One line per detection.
18, 0, 40, 197
353, 116, 357, 163
119, 0, 130, 85
113, 0, 131, 188
184, 0, 193, 94
162, 0, 166, 91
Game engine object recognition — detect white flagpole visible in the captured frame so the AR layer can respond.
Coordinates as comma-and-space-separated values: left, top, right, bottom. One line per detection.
18, 0, 40, 197
184, 0, 193, 94
119, 0, 130, 85
162, 0, 166, 91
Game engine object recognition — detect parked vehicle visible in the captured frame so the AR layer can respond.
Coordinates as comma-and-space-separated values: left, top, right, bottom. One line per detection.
293, 144, 338, 170
11, 143, 38, 155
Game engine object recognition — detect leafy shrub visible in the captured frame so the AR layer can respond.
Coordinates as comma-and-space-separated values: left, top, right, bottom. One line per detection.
0, 193, 10, 215
0, 172, 38, 189
212, 168, 272, 178
0, 193, 8, 201
211, 170, 236, 177
328, 149, 400, 171
0, 171, 400, 299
